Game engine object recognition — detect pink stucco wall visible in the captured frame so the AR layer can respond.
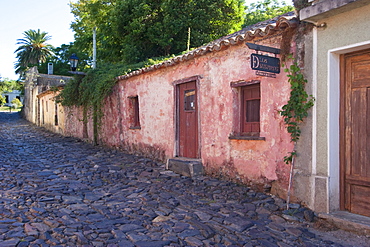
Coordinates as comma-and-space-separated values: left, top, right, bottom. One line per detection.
64, 106, 85, 139
64, 34, 294, 193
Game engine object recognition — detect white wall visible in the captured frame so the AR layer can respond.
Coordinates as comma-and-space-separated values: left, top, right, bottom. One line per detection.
307, 3, 370, 213
1, 90, 23, 105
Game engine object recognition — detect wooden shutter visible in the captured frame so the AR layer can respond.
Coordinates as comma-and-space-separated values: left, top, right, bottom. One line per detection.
242, 84, 260, 136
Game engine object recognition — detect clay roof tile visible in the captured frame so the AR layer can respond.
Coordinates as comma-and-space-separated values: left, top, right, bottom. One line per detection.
118, 12, 298, 80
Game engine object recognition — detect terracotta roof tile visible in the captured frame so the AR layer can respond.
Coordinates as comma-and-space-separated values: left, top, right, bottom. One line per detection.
117, 12, 298, 81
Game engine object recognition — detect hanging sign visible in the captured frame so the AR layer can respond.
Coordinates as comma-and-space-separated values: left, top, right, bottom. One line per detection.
251, 53, 280, 74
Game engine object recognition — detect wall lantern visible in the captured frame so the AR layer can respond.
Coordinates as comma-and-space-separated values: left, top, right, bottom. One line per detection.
69, 53, 79, 71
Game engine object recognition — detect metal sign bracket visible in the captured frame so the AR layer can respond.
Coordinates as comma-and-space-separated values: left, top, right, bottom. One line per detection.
246, 43, 281, 56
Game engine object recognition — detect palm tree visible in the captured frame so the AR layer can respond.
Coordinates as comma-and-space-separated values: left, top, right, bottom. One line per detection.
14, 29, 54, 75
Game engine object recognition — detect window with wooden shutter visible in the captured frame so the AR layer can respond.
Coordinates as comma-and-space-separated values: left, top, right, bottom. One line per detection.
55, 101, 58, 126
129, 96, 140, 129
229, 80, 264, 140
241, 84, 260, 136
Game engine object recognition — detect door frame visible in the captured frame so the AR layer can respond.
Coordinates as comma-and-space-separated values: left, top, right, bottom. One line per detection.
172, 75, 202, 158
339, 48, 370, 212
327, 41, 370, 213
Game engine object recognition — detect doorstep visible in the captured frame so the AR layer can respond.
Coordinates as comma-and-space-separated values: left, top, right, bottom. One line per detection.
166, 157, 203, 178
318, 211, 370, 236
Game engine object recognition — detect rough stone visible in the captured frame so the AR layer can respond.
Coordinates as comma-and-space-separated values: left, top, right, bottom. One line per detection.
0, 112, 368, 247
134, 240, 172, 247
24, 223, 38, 236
223, 217, 254, 232
304, 209, 315, 222
184, 236, 204, 246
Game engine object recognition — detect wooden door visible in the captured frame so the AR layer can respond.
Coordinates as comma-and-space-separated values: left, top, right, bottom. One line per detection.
341, 49, 370, 217
178, 81, 198, 158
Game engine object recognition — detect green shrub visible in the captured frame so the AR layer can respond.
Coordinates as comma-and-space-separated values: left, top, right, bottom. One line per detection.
0, 95, 5, 106
11, 98, 23, 109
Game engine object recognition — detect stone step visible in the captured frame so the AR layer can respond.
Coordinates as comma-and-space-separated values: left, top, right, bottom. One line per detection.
166, 157, 203, 177
318, 211, 370, 236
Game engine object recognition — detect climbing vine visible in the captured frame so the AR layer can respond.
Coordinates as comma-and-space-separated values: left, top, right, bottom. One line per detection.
56, 57, 175, 144
280, 56, 314, 209
281, 58, 315, 163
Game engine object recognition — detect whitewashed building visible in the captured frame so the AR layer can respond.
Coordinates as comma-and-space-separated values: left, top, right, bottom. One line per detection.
1, 90, 23, 106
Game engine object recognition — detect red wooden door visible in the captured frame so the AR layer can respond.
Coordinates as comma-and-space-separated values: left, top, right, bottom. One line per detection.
178, 81, 198, 158
341, 49, 370, 217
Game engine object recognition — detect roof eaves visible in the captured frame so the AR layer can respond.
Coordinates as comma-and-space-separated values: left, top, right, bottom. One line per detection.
37, 85, 64, 99
117, 13, 298, 81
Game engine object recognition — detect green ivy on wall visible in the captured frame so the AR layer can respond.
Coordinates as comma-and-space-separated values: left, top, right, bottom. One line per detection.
56, 57, 175, 144
281, 58, 315, 163
280, 56, 315, 209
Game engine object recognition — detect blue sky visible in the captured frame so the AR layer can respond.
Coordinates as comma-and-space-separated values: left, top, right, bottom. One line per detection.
0, 0, 76, 80
0, 0, 291, 80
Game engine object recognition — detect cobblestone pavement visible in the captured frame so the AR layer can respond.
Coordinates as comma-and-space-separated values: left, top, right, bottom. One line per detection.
0, 112, 369, 247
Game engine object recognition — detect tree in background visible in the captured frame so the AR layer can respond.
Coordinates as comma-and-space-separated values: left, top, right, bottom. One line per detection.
0, 77, 23, 106
38, 43, 90, 76
14, 29, 54, 76
113, 0, 245, 63
11, 98, 23, 109
244, 0, 294, 27
0, 95, 5, 106
70, 0, 119, 64
70, 0, 245, 64
0, 77, 23, 94
68, 0, 296, 69
292, 0, 311, 12
59, 0, 296, 137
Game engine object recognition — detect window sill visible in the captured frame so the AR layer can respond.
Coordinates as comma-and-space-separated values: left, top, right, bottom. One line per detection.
129, 126, 141, 130
229, 135, 265, 141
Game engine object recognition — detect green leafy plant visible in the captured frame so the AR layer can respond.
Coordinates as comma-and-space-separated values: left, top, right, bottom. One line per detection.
280, 59, 314, 163
57, 66, 120, 145
0, 78, 23, 94
70, 0, 245, 64
280, 56, 314, 209
0, 95, 5, 106
57, 57, 174, 144
11, 98, 23, 109
293, 0, 312, 13
14, 29, 54, 76
244, 0, 294, 27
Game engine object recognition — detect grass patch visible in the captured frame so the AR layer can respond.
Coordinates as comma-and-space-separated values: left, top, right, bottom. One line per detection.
0, 106, 21, 112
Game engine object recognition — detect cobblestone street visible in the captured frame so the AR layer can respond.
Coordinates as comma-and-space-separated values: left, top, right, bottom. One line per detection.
0, 112, 369, 247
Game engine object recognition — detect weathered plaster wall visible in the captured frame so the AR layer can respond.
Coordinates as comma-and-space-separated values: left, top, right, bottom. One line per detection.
37, 91, 65, 135
2, 90, 23, 105
299, 2, 370, 213
282, 23, 315, 208
63, 34, 295, 193
22, 67, 72, 125
196, 38, 294, 190
315, 1, 370, 177
64, 106, 94, 141
23, 67, 39, 124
